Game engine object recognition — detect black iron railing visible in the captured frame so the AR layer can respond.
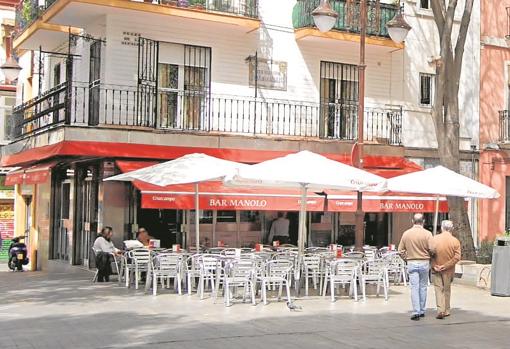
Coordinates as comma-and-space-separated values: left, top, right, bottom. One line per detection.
10, 82, 67, 139
292, 0, 398, 38
11, 82, 402, 145
500, 110, 510, 142
155, 0, 258, 18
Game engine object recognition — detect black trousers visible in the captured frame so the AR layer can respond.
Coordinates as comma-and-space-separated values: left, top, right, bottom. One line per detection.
95, 252, 113, 281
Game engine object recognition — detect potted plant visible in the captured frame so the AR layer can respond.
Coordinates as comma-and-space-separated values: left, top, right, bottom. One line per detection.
190, 0, 205, 10
496, 230, 510, 246
164, 0, 179, 6
161, 0, 178, 5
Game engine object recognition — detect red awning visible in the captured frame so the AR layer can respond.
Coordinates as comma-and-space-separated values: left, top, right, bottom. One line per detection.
136, 181, 326, 211
5, 161, 58, 185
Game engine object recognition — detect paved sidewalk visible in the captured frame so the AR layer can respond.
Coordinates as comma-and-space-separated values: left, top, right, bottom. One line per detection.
0, 267, 509, 349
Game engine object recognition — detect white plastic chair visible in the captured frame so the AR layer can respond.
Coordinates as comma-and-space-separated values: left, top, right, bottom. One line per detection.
198, 255, 220, 300
215, 259, 256, 306
128, 248, 151, 289
184, 254, 202, 295
363, 248, 377, 261
258, 259, 293, 305
302, 255, 322, 296
360, 259, 389, 301
151, 253, 182, 296
326, 259, 359, 302
384, 253, 407, 286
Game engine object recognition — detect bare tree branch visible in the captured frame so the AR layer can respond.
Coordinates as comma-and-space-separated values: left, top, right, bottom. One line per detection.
453, 0, 475, 82
431, 0, 446, 34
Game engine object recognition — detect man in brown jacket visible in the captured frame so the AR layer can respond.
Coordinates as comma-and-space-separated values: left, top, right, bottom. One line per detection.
430, 220, 461, 319
398, 213, 433, 321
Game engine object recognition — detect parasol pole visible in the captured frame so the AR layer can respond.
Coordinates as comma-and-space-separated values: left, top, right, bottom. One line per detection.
195, 183, 200, 252
298, 184, 308, 257
433, 195, 439, 235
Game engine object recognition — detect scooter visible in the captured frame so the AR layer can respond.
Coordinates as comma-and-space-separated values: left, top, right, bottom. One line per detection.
8, 236, 29, 272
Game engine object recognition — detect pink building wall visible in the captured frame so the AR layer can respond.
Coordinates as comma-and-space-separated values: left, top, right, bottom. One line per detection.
479, 0, 510, 241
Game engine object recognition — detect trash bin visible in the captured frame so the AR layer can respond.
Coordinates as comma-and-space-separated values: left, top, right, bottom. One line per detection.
491, 238, 510, 296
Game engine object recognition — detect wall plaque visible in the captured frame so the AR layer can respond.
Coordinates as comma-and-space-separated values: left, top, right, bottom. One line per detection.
249, 58, 288, 91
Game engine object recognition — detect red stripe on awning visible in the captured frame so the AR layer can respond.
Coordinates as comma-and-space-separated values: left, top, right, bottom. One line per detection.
5, 161, 58, 185
2, 140, 423, 170
24, 161, 58, 185
5, 169, 25, 186
116, 160, 158, 173
136, 181, 326, 211
326, 194, 450, 213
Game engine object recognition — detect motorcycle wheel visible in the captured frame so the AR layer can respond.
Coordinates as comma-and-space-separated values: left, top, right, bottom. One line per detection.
8, 257, 17, 271
16, 262, 23, 271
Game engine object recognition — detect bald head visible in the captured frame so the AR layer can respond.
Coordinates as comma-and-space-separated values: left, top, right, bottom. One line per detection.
412, 213, 424, 226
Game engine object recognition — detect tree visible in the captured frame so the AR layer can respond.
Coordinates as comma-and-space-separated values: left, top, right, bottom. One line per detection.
430, 0, 475, 260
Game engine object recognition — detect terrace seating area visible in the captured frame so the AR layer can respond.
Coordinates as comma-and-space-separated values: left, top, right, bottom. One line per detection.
98, 244, 407, 307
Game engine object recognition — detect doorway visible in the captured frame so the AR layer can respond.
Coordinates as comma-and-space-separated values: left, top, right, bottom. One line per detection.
74, 165, 99, 267
137, 209, 181, 248
320, 61, 358, 139
51, 169, 72, 261
364, 213, 389, 247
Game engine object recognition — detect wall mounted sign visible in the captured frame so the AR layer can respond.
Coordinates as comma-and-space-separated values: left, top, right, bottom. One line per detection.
249, 58, 288, 91
121, 31, 141, 47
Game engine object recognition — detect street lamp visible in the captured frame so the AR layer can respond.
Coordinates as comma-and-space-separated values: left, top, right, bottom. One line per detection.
312, 0, 411, 249
386, 10, 412, 44
1, 56, 22, 82
312, 0, 338, 33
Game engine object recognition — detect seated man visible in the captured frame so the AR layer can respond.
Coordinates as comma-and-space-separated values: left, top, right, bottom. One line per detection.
93, 226, 122, 282
136, 227, 154, 247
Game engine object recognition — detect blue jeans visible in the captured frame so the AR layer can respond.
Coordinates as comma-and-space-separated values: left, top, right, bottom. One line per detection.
407, 261, 429, 315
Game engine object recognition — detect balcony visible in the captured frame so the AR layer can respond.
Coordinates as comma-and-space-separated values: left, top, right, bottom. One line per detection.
292, 0, 402, 48
500, 110, 510, 142
10, 82, 402, 145
14, 0, 259, 49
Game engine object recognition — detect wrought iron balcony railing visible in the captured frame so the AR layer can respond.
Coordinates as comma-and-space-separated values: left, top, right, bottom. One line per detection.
292, 0, 399, 38
500, 110, 510, 142
15, 0, 258, 37
10, 82, 402, 145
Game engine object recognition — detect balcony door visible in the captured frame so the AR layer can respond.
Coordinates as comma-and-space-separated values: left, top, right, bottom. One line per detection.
155, 42, 211, 130
320, 61, 358, 139
88, 41, 101, 126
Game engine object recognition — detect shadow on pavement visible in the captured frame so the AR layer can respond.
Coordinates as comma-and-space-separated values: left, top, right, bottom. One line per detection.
0, 269, 509, 349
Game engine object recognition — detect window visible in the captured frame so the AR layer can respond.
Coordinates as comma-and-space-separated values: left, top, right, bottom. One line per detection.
53, 63, 61, 87
419, 0, 430, 9
217, 211, 236, 223
419, 73, 434, 106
